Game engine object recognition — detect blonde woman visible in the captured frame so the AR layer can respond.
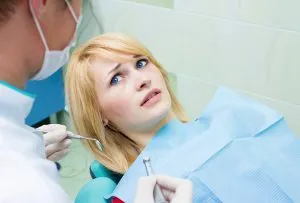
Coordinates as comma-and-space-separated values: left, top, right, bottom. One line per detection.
66, 33, 190, 203
66, 33, 188, 174
50, 33, 300, 202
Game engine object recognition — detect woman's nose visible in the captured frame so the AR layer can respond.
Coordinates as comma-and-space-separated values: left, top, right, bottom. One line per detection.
136, 78, 151, 91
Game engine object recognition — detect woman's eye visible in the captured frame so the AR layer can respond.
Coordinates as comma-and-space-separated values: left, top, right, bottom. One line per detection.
136, 58, 148, 69
110, 74, 122, 86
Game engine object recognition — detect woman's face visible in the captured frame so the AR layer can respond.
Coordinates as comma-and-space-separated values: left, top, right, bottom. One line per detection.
91, 54, 172, 134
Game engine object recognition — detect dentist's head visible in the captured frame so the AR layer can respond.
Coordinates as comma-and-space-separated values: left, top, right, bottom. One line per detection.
0, 0, 82, 88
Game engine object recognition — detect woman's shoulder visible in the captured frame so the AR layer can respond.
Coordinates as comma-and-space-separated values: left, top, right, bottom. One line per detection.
195, 87, 283, 137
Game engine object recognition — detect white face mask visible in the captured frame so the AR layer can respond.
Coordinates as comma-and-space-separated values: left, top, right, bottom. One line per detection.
29, 0, 82, 81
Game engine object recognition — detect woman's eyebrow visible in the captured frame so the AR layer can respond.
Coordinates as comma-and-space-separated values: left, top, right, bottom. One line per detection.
105, 55, 144, 79
106, 63, 121, 79
133, 55, 142, 58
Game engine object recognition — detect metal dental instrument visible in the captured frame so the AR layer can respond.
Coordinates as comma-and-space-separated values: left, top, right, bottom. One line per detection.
143, 156, 168, 203
65, 131, 103, 151
37, 129, 103, 151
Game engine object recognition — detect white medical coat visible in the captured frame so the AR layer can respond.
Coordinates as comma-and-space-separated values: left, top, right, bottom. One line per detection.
0, 82, 72, 203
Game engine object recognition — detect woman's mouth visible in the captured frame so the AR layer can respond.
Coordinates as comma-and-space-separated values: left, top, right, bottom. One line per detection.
141, 89, 162, 107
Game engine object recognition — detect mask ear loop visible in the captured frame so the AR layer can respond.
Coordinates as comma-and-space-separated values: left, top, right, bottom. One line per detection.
29, 0, 49, 51
65, 0, 79, 23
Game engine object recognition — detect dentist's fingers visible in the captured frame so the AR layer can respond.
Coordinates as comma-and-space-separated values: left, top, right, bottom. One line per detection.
37, 124, 66, 132
38, 124, 68, 145
37, 124, 72, 162
134, 176, 156, 203
45, 138, 72, 158
156, 175, 193, 203
134, 175, 193, 203
47, 148, 71, 162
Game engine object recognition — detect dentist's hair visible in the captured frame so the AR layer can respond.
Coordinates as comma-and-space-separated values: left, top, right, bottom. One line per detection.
0, 0, 20, 23
66, 33, 188, 174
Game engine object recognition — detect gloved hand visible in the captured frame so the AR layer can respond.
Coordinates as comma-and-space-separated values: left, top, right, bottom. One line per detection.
134, 175, 193, 203
37, 124, 72, 162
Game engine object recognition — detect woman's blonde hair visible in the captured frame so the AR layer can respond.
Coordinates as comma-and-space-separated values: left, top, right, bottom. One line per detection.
66, 33, 188, 174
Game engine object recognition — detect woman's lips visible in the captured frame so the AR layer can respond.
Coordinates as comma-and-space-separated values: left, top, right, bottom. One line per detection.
141, 89, 162, 107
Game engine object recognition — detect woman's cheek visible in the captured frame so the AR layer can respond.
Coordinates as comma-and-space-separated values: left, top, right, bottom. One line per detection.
101, 94, 133, 121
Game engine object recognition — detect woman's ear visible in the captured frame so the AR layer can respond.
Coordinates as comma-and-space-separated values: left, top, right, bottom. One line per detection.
102, 119, 109, 126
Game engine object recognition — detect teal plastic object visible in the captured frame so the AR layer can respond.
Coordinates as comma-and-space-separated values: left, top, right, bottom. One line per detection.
90, 160, 122, 184
75, 177, 116, 203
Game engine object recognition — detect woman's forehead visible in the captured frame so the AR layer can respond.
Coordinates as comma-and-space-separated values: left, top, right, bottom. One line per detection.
90, 58, 117, 76
90, 53, 145, 69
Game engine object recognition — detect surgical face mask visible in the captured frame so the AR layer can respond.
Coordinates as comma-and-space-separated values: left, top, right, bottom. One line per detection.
29, 0, 82, 80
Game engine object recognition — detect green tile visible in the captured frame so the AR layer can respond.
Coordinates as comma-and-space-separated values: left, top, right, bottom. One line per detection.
124, 0, 173, 8
168, 72, 177, 94
59, 140, 94, 199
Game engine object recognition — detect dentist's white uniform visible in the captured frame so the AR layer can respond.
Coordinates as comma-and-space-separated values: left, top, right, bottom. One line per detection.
0, 82, 72, 203
0, 1, 80, 202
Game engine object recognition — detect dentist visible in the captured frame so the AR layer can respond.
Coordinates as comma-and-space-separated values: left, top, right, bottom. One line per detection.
0, 0, 82, 202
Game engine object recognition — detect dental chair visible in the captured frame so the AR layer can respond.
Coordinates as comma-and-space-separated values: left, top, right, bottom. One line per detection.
75, 161, 122, 203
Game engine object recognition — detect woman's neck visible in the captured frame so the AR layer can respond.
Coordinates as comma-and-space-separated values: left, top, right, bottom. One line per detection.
129, 111, 176, 148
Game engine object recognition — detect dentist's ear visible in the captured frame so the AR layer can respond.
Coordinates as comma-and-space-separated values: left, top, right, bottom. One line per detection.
30, 0, 48, 18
